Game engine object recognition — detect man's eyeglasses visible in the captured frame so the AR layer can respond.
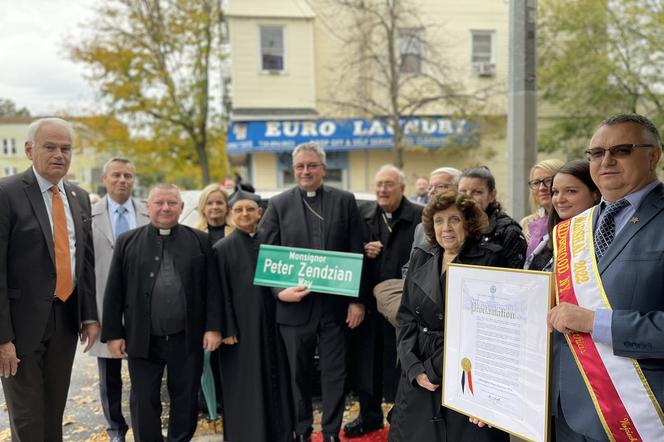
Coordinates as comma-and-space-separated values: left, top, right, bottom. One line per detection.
528, 176, 554, 190
294, 162, 322, 171
427, 183, 454, 193
584, 144, 654, 162
376, 181, 398, 190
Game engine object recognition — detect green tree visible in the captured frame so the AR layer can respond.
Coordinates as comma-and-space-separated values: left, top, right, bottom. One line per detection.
538, 0, 664, 157
68, 0, 227, 185
0, 98, 30, 117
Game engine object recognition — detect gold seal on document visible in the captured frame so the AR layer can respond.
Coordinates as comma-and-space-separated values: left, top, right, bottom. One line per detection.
461, 357, 471, 372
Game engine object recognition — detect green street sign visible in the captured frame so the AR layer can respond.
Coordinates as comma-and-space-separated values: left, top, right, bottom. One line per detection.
253, 244, 364, 297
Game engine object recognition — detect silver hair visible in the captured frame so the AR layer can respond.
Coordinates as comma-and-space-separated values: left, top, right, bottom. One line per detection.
102, 157, 136, 176
148, 183, 182, 201
25, 117, 75, 146
430, 167, 462, 184
292, 141, 327, 166
376, 164, 406, 184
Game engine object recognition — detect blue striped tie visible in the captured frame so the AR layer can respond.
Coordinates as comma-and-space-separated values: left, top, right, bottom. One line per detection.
115, 206, 129, 239
594, 199, 629, 259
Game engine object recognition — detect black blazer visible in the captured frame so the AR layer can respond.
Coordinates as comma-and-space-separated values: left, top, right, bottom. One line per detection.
0, 168, 96, 355
359, 197, 422, 292
259, 185, 365, 326
101, 224, 221, 358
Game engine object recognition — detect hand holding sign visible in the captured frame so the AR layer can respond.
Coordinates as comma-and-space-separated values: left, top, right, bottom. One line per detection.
277, 286, 311, 302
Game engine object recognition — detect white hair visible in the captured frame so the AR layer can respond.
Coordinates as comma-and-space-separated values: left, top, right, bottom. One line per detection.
25, 118, 75, 146
292, 141, 327, 166
375, 164, 406, 184
430, 167, 462, 184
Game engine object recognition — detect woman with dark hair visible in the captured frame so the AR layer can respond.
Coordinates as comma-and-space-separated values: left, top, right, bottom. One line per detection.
388, 192, 509, 442
524, 160, 600, 270
458, 166, 527, 268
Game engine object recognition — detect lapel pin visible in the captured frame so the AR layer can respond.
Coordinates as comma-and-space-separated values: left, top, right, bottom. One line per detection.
630, 216, 639, 224
71, 191, 77, 197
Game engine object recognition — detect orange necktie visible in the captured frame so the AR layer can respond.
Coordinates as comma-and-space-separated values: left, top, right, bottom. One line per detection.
51, 185, 73, 301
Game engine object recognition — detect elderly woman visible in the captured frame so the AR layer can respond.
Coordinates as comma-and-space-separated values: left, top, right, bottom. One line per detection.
388, 193, 509, 442
520, 159, 565, 256
195, 183, 231, 245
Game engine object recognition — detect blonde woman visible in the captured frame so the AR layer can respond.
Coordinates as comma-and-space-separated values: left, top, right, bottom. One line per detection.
195, 184, 232, 245
520, 159, 564, 255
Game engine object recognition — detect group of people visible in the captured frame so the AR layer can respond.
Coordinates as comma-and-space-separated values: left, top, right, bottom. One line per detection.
1, 112, 663, 442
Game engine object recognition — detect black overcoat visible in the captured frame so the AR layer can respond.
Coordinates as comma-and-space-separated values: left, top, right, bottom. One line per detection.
389, 238, 510, 442
101, 224, 221, 358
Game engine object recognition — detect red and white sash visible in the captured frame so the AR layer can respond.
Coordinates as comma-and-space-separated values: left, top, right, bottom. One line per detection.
553, 208, 664, 442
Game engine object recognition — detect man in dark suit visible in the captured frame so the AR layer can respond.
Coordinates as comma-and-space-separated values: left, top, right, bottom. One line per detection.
260, 142, 366, 442
102, 183, 222, 442
346, 165, 423, 437
548, 114, 664, 441
88, 158, 149, 442
0, 117, 99, 441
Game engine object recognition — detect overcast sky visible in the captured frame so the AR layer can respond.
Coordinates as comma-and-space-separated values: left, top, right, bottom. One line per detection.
0, 0, 98, 116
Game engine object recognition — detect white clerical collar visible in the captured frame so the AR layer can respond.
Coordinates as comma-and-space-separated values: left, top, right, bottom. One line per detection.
306, 191, 316, 197
384, 211, 393, 219
159, 229, 171, 236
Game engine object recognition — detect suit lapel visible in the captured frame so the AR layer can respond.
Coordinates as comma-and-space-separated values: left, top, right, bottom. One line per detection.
94, 196, 114, 246
134, 197, 150, 226
412, 248, 443, 308
23, 169, 55, 264
599, 184, 664, 274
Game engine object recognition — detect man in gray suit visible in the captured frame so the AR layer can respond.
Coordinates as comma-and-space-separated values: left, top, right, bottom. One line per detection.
0, 117, 99, 440
548, 114, 664, 441
88, 158, 149, 442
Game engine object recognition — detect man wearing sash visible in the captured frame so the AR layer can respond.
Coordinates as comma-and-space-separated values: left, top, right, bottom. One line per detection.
549, 113, 664, 441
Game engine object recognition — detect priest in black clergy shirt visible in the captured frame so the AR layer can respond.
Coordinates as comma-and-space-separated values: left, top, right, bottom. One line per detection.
213, 189, 293, 442
259, 142, 366, 442
101, 184, 222, 442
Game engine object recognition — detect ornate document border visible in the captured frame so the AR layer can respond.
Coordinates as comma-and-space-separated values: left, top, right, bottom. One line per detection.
442, 263, 553, 442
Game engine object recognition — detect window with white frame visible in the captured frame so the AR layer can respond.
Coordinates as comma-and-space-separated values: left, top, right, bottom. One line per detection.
471, 31, 495, 77
260, 25, 285, 72
2, 139, 7, 156
399, 28, 423, 75
3, 166, 18, 176
10, 138, 16, 155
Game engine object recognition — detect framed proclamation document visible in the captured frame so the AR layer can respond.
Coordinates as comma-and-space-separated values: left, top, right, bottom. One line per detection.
442, 263, 553, 442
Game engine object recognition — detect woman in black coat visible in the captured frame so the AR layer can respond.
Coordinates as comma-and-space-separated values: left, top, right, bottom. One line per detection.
389, 193, 510, 442
458, 166, 527, 269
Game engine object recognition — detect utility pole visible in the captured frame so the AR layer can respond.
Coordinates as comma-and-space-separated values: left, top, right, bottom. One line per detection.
507, 0, 537, 220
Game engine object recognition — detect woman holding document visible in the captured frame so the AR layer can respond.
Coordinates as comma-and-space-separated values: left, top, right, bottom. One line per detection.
388, 193, 509, 442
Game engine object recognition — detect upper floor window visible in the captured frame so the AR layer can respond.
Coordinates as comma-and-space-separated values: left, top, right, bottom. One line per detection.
2, 138, 17, 156
260, 25, 285, 72
399, 28, 423, 75
471, 30, 495, 76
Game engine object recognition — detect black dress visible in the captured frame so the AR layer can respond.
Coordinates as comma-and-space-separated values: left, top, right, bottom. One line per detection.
212, 229, 293, 442
388, 239, 510, 442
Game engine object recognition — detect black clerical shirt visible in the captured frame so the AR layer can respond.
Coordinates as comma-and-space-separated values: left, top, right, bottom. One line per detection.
150, 229, 186, 336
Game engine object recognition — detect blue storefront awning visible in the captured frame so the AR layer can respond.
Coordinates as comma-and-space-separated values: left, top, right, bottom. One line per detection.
227, 116, 477, 154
